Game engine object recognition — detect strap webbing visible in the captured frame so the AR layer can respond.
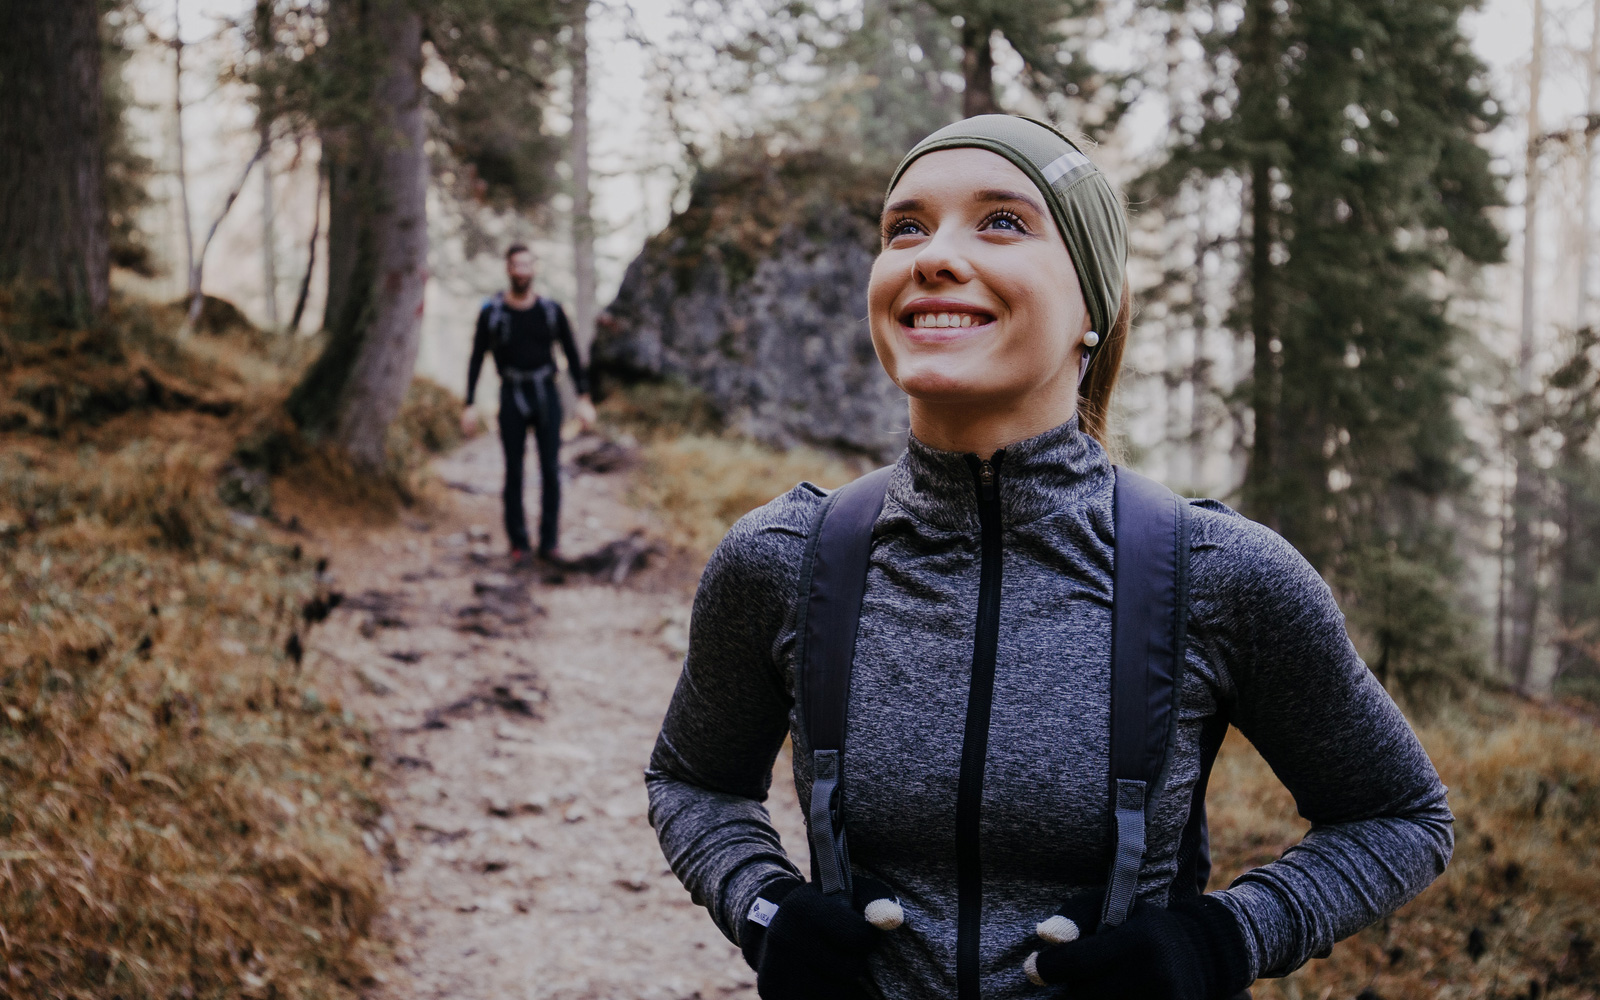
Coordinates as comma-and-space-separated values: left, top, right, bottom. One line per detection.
1105, 778, 1150, 922
795, 466, 893, 898
1102, 467, 1191, 928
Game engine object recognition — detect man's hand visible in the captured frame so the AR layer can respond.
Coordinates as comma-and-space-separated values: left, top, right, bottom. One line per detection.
575, 394, 598, 431
460, 406, 479, 437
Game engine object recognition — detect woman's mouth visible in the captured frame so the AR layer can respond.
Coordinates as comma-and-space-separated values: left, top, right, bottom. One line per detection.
898, 301, 997, 335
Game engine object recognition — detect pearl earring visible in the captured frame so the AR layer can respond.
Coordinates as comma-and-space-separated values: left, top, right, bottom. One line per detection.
1083, 330, 1100, 347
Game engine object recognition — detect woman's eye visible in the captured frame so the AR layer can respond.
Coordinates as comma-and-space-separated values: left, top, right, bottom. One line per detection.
884, 217, 926, 241
983, 212, 1027, 233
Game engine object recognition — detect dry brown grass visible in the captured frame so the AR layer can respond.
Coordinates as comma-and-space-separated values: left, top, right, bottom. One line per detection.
0, 440, 386, 999
0, 292, 399, 998
1211, 698, 1600, 999
386, 376, 464, 493
254, 375, 464, 527
600, 379, 873, 556
630, 433, 870, 557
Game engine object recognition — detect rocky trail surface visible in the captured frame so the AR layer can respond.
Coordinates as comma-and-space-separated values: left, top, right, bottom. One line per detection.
300, 432, 806, 1000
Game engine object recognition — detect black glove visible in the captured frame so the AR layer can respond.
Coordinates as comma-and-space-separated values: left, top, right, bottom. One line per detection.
1024, 890, 1251, 1000
740, 876, 903, 1000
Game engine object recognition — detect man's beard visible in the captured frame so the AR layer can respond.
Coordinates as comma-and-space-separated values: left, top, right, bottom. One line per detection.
510, 276, 532, 295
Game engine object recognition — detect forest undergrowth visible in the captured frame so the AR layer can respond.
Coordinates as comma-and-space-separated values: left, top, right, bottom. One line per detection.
0, 286, 458, 998
1213, 706, 1600, 1000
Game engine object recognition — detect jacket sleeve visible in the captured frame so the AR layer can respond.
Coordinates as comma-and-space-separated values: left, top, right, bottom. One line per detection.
553, 304, 589, 394
465, 306, 490, 406
1189, 507, 1454, 981
645, 492, 815, 945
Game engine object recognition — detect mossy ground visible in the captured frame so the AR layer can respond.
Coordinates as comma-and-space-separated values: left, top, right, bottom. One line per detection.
0, 288, 457, 998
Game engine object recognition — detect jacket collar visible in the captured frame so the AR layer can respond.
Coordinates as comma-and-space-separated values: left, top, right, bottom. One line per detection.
887, 414, 1111, 531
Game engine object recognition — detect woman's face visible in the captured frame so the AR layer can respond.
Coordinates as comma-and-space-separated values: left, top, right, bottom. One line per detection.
868, 148, 1090, 413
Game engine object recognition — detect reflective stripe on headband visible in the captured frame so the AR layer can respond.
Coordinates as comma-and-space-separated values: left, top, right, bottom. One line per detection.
1041, 148, 1094, 186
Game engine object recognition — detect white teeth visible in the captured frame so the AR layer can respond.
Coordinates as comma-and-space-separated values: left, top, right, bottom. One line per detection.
912, 312, 985, 329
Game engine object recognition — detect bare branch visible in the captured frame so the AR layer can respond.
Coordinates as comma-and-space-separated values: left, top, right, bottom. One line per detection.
185, 137, 271, 330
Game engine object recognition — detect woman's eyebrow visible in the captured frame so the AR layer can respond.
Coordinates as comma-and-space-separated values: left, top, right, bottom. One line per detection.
974, 189, 1046, 214
883, 189, 1044, 217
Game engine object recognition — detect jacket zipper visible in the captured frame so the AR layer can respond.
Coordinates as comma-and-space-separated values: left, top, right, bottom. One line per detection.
957, 453, 1004, 1000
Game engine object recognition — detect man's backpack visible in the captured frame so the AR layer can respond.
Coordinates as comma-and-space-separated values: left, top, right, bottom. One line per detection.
794, 465, 1218, 931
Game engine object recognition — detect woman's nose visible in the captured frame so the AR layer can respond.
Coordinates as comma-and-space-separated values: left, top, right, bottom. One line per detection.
912, 233, 975, 286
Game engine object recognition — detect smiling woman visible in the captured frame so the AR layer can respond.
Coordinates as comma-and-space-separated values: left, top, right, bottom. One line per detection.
647, 115, 1454, 1000
868, 136, 1129, 454
870, 149, 1092, 452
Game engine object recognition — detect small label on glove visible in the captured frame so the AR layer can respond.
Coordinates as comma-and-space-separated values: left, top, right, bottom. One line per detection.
748, 897, 779, 927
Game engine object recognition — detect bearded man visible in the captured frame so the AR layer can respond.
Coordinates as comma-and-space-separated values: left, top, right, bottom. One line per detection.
463, 243, 597, 563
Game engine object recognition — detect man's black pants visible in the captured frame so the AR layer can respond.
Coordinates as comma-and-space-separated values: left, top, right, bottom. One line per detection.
498, 378, 562, 554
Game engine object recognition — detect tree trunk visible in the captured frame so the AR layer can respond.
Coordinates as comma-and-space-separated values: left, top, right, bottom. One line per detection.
1495, 444, 1512, 672
1239, 0, 1280, 531
260, 118, 279, 327
290, 165, 322, 332
173, 4, 196, 313
321, 129, 361, 335
570, 0, 596, 354
186, 140, 269, 329
1507, 0, 1545, 692
1244, 154, 1280, 528
288, 0, 428, 472
1190, 225, 1212, 490
256, 0, 279, 328
0, 0, 108, 319
960, 19, 999, 117
1555, 375, 1600, 682
1579, 0, 1599, 328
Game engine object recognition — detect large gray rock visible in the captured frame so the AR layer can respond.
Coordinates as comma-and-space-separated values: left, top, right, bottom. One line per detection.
593, 156, 909, 461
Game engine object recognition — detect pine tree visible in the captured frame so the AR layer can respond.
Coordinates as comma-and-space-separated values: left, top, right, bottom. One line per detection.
687, 0, 1110, 166
1544, 325, 1600, 696
251, 0, 564, 471
1143, 0, 1504, 688
281, 0, 430, 470
920, 0, 1097, 117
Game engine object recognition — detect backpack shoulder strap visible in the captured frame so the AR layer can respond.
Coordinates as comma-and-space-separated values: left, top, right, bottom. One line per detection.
484, 292, 511, 344
538, 295, 560, 329
1102, 466, 1193, 928
794, 465, 894, 899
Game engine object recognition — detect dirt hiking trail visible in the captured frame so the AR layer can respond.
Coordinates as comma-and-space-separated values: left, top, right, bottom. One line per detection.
300, 432, 807, 1000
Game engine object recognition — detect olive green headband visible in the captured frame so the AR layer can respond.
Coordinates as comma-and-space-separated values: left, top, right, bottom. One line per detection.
885, 114, 1128, 364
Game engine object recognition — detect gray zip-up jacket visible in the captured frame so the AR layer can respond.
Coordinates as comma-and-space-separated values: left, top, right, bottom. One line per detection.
646, 418, 1453, 999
